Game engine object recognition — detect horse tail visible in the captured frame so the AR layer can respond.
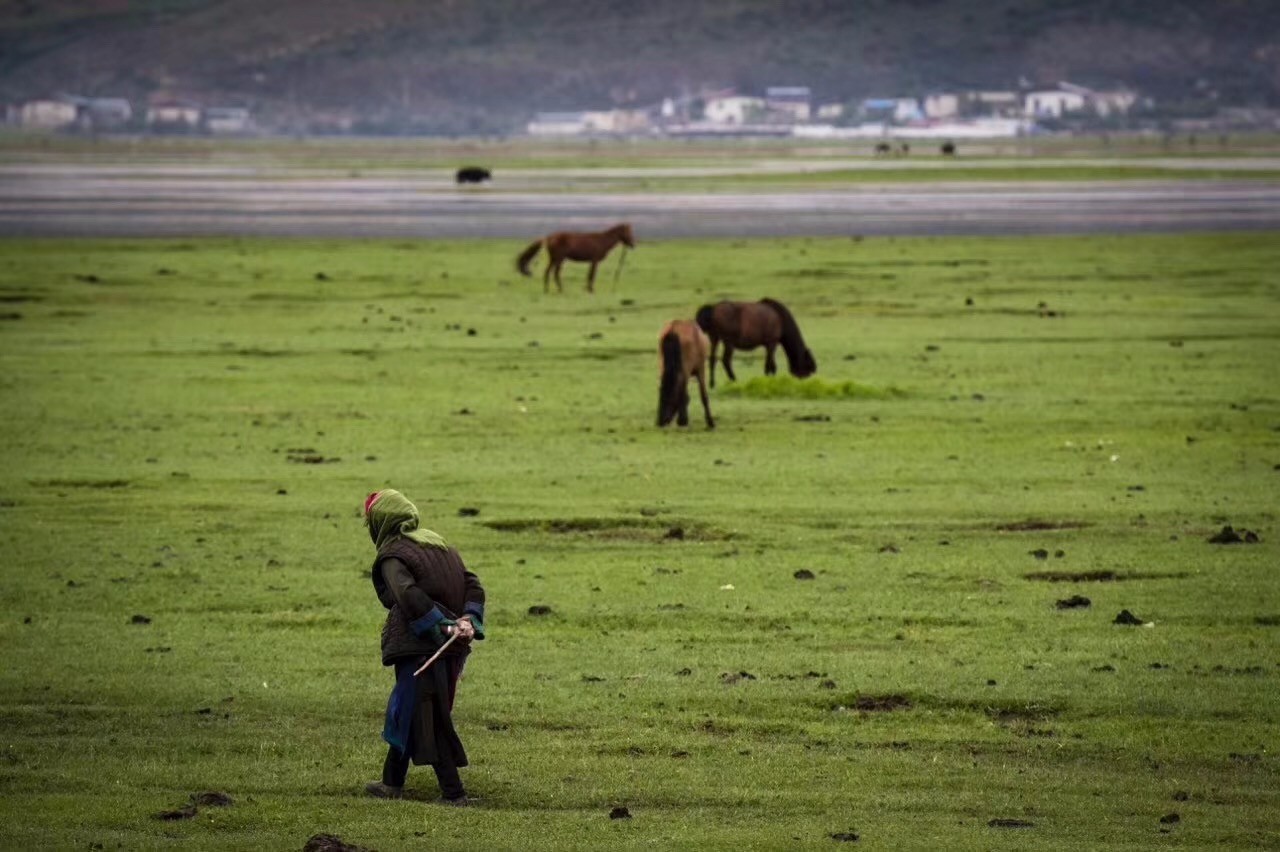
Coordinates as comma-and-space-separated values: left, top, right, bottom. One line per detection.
760, 297, 817, 378
694, 304, 715, 334
657, 330, 683, 426
516, 239, 543, 276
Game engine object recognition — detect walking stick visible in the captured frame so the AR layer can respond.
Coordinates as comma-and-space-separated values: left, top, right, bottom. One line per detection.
413, 630, 460, 676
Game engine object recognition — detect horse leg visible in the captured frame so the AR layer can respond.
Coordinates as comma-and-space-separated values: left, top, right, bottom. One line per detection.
722, 347, 737, 383
765, 344, 778, 376
542, 262, 553, 294
554, 259, 565, 293
695, 369, 715, 429
677, 384, 690, 426
586, 261, 598, 293
708, 339, 718, 389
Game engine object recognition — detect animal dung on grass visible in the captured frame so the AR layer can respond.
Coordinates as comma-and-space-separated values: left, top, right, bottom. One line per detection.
1207, 525, 1259, 544
793, 568, 816, 580
988, 819, 1035, 829
527, 605, 553, 616
829, 832, 860, 842
1055, 595, 1091, 610
303, 834, 375, 852
129, 614, 152, 624
609, 806, 632, 820
1114, 609, 1151, 626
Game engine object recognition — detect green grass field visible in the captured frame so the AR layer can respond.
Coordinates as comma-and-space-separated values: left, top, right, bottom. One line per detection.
0, 232, 1277, 849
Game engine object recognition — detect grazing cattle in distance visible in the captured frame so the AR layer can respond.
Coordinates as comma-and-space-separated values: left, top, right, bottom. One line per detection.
455, 166, 492, 184
515, 223, 635, 294
657, 319, 714, 429
874, 142, 892, 156
941, 141, 956, 156
694, 298, 817, 388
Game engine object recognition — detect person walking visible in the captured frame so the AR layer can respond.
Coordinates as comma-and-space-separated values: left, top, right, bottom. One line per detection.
361, 489, 486, 805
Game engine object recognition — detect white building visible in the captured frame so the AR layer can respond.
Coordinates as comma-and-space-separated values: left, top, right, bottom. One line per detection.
1024, 89, 1087, 118
765, 86, 811, 122
815, 102, 845, 121
527, 111, 588, 135
704, 95, 765, 125
18, 98, 77, 129
923, 94, 959, 119
204, 106, 251, 134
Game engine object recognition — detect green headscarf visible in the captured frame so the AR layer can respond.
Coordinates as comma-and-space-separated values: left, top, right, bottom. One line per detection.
364, 489, 447, 551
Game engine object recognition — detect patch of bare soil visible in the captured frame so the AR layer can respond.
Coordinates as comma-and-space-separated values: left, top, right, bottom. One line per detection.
996, 519, 1088, 532
850, 694, 912, 712
483, 517, 726, 541
1024, 570, 1188, 583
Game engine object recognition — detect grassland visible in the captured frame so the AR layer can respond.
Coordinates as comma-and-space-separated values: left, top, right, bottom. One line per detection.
0, 231, 1277, 849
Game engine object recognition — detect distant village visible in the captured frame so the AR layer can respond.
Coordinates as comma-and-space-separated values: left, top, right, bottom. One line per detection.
4, 80, 1273, 138
528, 83, 1142, 139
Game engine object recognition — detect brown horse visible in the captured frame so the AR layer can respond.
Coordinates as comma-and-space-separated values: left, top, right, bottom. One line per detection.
657, 320, 714, 429
516, 223, 635, 294
694, 298, 817, 388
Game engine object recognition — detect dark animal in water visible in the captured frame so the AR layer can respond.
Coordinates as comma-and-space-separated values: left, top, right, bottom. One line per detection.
455, 166, 491, 184
940, 141, 956, 156
694, 298, 817, 388
516, 223, 635, 294
657, 320, 714, 429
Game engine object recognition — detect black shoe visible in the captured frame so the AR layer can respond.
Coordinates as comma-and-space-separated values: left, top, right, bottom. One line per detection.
364, 781, 404, 799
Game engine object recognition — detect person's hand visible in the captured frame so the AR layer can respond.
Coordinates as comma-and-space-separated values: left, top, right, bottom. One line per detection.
452, 617, 477, 641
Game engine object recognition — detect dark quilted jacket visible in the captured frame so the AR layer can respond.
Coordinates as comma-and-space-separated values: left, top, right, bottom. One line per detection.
371, 538, 485, 665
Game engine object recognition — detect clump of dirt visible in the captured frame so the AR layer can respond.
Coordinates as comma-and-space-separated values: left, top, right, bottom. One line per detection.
1207, 525, 1260, 544
988, 818, 1034, 829
829, 831, 860, 842
303, 834, 375, 852
287, 453, 339, 464
457, 507, 480, 517
1029, 549, 1049, 560
721, 671, 757, 684
878, 544, 899, 554
1114, 609, 1148, 626
194, 791, 232, 807
794, 569, 816, 580
130, 614, 152, 624
1055, 595, 1091, 610
1026, 570, 1118, 582
154, 804, 197, 821
609, 806, 632, 820
527, 605, 553, 616
996, 519, 1088, 532
484, 517, 726, 542
849, 694, 911, 712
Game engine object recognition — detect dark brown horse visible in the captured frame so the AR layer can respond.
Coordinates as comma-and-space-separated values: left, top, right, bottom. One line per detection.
694, 298, 816, 388
516, 223, 635, 293
657, 319, 714, 429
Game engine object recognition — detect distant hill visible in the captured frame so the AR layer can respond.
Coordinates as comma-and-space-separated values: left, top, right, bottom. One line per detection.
2, 0, 1277, 134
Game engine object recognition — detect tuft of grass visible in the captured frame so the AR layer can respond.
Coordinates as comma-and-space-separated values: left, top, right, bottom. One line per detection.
718, 374, 907, 400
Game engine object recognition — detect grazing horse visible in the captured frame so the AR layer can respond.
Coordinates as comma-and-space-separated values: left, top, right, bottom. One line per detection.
694, 298, 817, 388
657, 320, 714, 429
455, 166, 491, 184
516, 223, 635, 294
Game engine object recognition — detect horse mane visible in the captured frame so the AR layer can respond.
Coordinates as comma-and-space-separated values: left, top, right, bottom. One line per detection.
759, 298, 816, 377
658, 330, 683, 425
694, 304, 715, 335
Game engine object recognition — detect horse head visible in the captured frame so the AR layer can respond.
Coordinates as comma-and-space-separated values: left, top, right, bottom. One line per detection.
616, 223, 636, 248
